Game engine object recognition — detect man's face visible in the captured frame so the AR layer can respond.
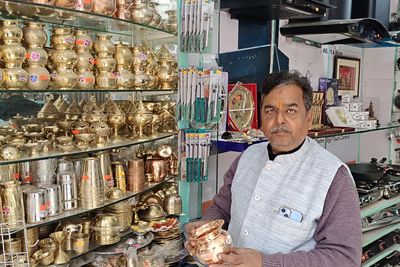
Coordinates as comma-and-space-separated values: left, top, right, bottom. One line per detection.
261, 84, 311, 154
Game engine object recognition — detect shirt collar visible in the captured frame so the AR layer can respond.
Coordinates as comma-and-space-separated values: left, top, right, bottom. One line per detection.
267, 137, 310, 162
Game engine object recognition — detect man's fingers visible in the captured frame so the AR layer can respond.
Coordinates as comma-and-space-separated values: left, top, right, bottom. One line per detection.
232, 247, 252, 254
218, 252, 243, 264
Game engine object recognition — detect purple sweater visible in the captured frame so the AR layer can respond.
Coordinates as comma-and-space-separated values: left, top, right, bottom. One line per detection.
203, 155, 362, 267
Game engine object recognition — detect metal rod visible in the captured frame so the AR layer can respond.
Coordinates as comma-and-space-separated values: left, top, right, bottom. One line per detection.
269, 20, 277, 74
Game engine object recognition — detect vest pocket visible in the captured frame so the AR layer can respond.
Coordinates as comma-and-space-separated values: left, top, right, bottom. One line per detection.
269, 212, 315, 250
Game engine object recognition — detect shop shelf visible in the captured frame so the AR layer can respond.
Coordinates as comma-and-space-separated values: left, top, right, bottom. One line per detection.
312, 124, 399, 140
0, 0, 176, 39
362, 244, 400, 267
0, 133, 175, 166
361, 195, 400, 218
26, 176, 176, 229
362, 221, 400, 247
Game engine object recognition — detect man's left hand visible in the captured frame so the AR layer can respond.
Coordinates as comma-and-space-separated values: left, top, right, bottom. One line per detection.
209, 247, 263, 267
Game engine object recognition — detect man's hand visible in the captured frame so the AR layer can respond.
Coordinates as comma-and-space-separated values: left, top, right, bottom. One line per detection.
209, 248, 263, 267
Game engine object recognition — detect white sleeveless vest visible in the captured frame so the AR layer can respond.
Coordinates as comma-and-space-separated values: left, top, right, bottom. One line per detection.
228, 137, 345, 254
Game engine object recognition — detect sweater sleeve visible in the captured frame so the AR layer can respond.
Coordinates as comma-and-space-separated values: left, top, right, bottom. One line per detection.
202, 154, 241, 227
262, 165, 362, 267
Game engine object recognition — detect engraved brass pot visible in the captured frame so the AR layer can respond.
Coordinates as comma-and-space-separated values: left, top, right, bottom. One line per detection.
92, 0, 116, 16
51, 27, 75, 50
3, 64, 28, 90
94, 34, 115, 57
51, 66, 78, 90
1, 20, 23, 44
23, 22, 47, 48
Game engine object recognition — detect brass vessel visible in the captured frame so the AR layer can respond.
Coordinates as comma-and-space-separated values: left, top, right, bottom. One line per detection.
23, 22, 47, 48
1, 20, 23, 44
51, 27, 75, 50
92, 0, 116, 16
130, 0, 153, 25
94, 34, 115, 57
0, 181, 24, 227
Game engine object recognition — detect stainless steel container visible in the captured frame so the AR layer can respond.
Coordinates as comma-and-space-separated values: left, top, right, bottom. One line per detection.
20, 162, 32, 184
80, 157, 104, 209
57, 159, 74, 174
57, 172, 78, 211
73, 159, 83, 179
23, 188, 48, 223
32, 159, 56, 186
41, 184, 62, 216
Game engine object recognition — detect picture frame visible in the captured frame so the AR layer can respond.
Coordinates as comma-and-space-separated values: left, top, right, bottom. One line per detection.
334, 56, 361, 97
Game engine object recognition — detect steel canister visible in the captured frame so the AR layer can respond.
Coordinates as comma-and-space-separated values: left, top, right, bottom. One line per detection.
23, 188, 48, 223
41, 184, 62, 216
57, 172, 78, 211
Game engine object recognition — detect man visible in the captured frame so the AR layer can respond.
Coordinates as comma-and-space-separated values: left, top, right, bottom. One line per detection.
185, 70, 362, 267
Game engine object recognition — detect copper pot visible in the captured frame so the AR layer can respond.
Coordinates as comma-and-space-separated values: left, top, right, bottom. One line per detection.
188, 220, 233, 265
146, 158, 167, 183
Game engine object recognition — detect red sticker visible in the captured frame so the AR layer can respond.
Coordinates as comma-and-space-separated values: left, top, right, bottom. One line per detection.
39, 74, 49, 81
82, 175, 89, 180
85, 77, 94, 83
13, 173, 20, 179
24, 176, 32, 183
71, 129, 80, 135
40, 204, 47, 211
83, 0, 92, 4
25, 53, 31, 59
104, 175, 112, 181
76, 39, 85, 46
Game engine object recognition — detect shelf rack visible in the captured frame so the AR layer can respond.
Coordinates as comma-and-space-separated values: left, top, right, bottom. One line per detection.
25, 176, 176, 230
361, 195, 400, 218
0, 0, 176, 39
362, 244, 400, 267
362, 221, 400, 247
0, 133, 175, 166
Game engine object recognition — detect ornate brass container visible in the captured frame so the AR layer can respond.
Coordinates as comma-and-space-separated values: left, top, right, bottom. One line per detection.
115, 43, 133, 68
26, 65, 50, 90
1, 20, 23, 44
134, 100, 153, 139
94, 34, 115, 57
23, 22, 47, 48
51, 27, 75, 50
165, 10, 178, 33
148, 2, 162, 27
0, 181, 24, 227
3, 64, 28, 90
75, 30, 94, 90
75, 30, 93, 51
51, 66, 78, 90
130, 0, 153, 25
54, 0, 76, 8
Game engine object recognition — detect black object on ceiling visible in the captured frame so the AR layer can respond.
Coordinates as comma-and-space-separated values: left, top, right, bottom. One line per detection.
280, 18, 390, 45
220, 0, 335, 22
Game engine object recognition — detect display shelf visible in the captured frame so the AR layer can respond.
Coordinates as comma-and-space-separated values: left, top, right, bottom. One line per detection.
0, 133, 175, 166
361, 195, 400, 218
362, 221, 400, 247
0, 89, 178, 94
26, 176, 175, 229
362, 244, 400, 267
312, 124, 399, 139
0, 0, 176, 39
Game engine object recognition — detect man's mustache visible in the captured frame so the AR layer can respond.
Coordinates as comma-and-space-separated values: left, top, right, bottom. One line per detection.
270, 125, 291, 133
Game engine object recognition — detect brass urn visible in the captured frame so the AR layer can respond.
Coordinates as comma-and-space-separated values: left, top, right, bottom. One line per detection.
115, 43, 134, 89
94, 34, 116, 90
75, 30, 95, 90
130, 0, 153, 25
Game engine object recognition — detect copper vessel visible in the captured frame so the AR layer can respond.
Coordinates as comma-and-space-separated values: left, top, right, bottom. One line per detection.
127, 159, 146, 192
146, 158, 168, 182
188, 219, 233, 265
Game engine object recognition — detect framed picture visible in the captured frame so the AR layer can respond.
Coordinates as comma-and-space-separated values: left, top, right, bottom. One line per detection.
334, 56, 361, 97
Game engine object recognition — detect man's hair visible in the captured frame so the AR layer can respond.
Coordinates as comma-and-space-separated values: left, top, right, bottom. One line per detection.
261, 70, 313, 111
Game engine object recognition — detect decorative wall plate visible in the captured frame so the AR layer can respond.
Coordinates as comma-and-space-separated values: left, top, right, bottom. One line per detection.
228, 84, 255, 131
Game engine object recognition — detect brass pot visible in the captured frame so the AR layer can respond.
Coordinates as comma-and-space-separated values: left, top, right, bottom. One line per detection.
116, 7, 131, 20
76, 69, 95, 90
75, 30, 93, 51
3, 64, 28, 90
115, 68, 135, 90
76, 50, 94, 70
148, 2, 162, 27
133, 72, 150, 89
157, 61, 178, 90
39, 238, 58, 254
26, 47, 48, 66
90, 121, 111, 146
94, 34, 115, 57
26, 65, 50, 90
1, 43, 26, 64
71, 233, 89, 254
51, 67, 78, 90
165, 10, 177, 33
95, 56, 116, 72
189, 220, 233, 265
115, 43, 133, 68
23, 22, 47, 48
163, 193, 182, 215
50, 49, 77, 68
51, 27, 75, 50
92, 0, 116, 16
96, 71, 117, 90
1, 20, 23, 44
130, 0, 153, 25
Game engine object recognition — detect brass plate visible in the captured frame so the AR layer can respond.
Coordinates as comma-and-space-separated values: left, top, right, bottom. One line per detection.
228, 84, 255, 131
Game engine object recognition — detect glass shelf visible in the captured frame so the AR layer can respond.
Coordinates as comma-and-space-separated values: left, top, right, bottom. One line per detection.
361, 195, 400, 218
59, 229, 134, 267
363, 221, 400, 247
0, 89, 177, 94
0, 133, 175, 166
26, 176, 176, 229
362, 244, 400, 267
0, 0, 176, 39
311, 124, 399, 139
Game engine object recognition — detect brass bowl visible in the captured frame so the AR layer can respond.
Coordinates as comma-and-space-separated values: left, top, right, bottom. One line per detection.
39, 238, 57, 254
106, 187, 125, 200
137, 204, 166, 221
22, 124, 42, 133
93, 213, 119, 229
